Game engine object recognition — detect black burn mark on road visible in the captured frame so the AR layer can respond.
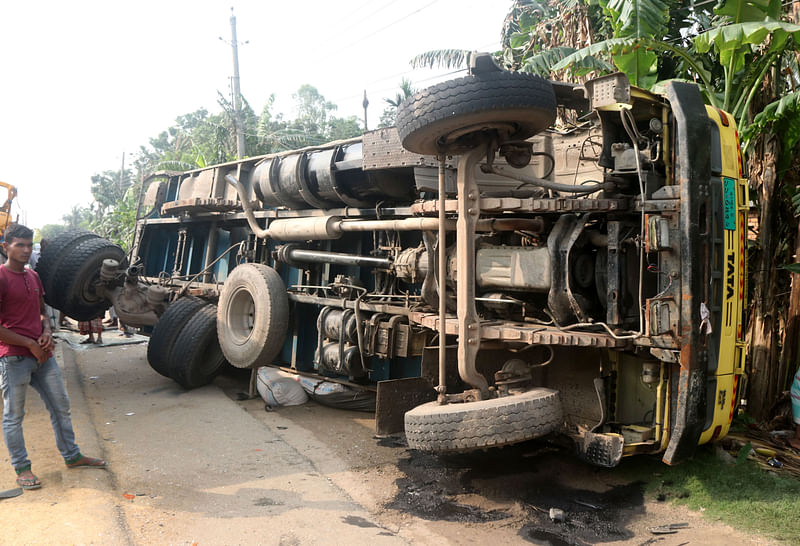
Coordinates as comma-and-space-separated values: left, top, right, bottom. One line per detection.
387, 442, 645, 542
519, 480, 644, 544
387, 450, 510, 522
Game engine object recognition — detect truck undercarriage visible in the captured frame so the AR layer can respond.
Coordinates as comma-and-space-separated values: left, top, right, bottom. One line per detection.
38, 58, 747, 466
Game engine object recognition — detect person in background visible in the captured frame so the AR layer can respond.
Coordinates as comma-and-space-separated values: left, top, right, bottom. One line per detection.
37, 239, 58, 331
0, 224, 106, 490
27, 242, 40, 269
78, 314, 103, 345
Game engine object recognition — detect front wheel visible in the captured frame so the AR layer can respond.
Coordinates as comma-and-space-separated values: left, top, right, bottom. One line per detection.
396, 71, 557, 156
404, 388, 563, 453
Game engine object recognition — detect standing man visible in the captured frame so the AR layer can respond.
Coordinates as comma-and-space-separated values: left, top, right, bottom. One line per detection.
0, 224, 106, 490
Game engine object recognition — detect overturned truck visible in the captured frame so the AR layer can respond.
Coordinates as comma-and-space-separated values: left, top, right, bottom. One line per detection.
39, 57, 747, 466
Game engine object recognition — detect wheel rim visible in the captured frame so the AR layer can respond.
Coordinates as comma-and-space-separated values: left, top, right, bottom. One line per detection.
228, 286, 256, 345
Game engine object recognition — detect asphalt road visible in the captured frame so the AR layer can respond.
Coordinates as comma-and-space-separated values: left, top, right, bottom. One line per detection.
0, 337, 775, 546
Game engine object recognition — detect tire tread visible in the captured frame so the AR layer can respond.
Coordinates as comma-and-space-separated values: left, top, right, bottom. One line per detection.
404, 388, 563, 453
147, 296, 206, 378
169, 304, 227, 389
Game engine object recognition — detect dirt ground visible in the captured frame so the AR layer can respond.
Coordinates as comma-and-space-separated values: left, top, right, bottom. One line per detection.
0, 334, 783, 545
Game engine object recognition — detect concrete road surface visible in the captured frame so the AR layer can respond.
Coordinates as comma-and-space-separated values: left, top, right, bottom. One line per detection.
0, 338, 775, 546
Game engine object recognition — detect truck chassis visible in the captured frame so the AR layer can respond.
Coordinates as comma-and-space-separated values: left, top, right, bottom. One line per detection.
38, 59, 747, 466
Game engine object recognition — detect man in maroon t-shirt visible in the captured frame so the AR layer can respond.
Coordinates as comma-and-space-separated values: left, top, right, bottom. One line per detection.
0, 224, 106, 490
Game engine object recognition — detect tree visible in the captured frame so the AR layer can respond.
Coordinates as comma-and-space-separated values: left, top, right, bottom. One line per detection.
89, 184, 139, 251
286, 84, 337, 146
254, 94, 291, 153
284, 85, 361, 147
61, 205, 91, 231
327, 115, 362, 141
91, 168, 133, 215
39, 223, 67, 241
379, 78, 416, 128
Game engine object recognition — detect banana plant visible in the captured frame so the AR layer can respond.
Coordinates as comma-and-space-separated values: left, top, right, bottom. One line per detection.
551, 0, 672, 88
695, 19, 800, 122
742, 91, 800, 169
550, 0, 800, 130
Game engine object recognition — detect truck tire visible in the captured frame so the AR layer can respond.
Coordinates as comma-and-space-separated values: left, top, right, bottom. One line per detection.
404, 388, 563, 453
395, 71, 557, 156
147, 296, 206, 378
217, 263, 289, 369
54, 237, 125, 320
168, 304, 227, 389
36, 230, 100, 307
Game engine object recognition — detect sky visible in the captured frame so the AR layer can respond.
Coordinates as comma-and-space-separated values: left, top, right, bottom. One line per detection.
0, 0, 512, 230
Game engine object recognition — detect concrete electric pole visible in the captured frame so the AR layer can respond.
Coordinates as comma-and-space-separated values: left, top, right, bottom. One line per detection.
362, 90, 369, 132
229, 7, 246, 158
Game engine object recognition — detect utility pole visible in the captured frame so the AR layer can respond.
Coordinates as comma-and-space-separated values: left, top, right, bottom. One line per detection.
362, 90, 369, 131
229, 7, 246, 158
119, 152, 125, 198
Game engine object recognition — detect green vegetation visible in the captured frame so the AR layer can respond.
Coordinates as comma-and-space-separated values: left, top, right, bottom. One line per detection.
620, 445, 800, 541
46, 83, 373, 250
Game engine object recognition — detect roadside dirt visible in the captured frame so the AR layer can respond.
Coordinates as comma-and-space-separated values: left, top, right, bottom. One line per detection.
0, 339, 781, 545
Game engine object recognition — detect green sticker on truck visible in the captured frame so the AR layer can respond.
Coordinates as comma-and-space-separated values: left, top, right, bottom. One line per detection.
723, 177, 736, 230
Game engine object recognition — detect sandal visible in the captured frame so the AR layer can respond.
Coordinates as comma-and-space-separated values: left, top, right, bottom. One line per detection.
15, 468, 41, 490
65, 454, 107, 469
80, 338, 94, 344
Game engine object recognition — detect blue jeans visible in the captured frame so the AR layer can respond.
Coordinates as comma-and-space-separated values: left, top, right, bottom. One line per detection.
0, 355, 81, 470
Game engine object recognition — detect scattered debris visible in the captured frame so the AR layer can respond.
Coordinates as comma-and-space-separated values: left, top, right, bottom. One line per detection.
548, 508, 565, 522
256, 367, 308, 407
574, 499, 602, 510
725, 431, 800, 477
650, 527, 675, 533
768, 458, 783, 468
0, 487, 23, 500
648, 522, 688, 535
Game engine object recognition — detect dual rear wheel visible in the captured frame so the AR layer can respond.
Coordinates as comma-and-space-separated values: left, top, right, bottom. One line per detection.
146, 296, 227, 389
35, 230, 124, 321
146, 263, 289, 389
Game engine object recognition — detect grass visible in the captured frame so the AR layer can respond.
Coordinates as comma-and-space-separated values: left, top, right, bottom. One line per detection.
619, 444, 800, 542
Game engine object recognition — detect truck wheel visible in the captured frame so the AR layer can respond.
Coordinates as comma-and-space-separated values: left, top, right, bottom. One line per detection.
147, 296, 206, 378
217, 263, 289, 369
404, 388, 563, 453
35, 230, 100, 307
395, 71, 557, 156
54, 237, 125, 320
168, 304, 227, 389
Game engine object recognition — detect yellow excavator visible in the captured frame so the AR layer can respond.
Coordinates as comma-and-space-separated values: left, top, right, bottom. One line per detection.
0, 181, 18, 248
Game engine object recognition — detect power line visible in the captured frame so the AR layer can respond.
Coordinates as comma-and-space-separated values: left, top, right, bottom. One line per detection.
339, 0, 443, 51
315, 0, 404, 52
330, 68, 467, 106
349, 39, 500, 91
331, 0, 403, 38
